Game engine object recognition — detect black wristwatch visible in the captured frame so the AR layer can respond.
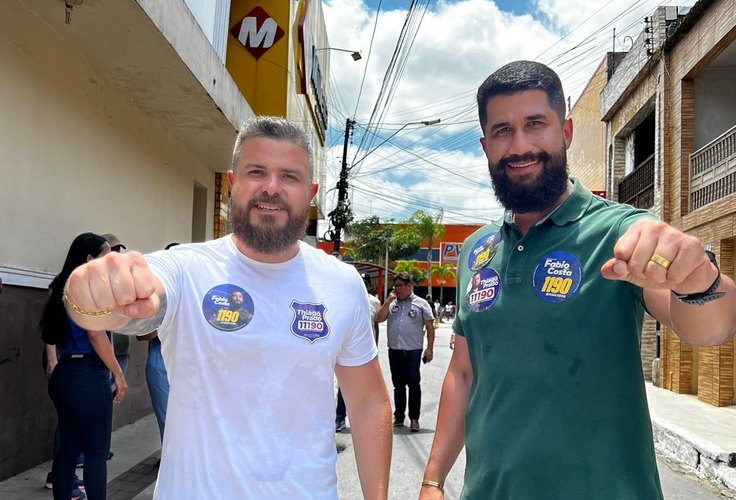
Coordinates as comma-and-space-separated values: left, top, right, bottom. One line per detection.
671, 250, 725, 306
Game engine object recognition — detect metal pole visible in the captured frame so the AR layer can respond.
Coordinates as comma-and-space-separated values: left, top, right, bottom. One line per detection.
384, 235, 390, 301
330, 118, 354, 254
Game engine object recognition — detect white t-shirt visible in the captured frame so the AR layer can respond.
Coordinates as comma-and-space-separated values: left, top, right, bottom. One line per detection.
368, 294, 381, 322
145, 236, 376, 499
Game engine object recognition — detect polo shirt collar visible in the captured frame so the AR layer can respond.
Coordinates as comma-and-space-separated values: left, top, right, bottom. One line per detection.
502, 177, 591, 228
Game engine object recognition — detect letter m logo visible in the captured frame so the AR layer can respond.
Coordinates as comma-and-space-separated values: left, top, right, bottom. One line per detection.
230, 6, 285, 59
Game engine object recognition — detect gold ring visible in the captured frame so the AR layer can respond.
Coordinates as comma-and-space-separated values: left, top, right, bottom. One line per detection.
650, 253, 672, 270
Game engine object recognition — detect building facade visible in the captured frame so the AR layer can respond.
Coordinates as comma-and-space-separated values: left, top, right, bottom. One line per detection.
0, 0, 332, 478
601, 0, 736, 406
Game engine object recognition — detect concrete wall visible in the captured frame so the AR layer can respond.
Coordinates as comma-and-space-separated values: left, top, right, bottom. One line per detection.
0, 2, 216, 278
567, 58, 607, 191
0, 2, 227, 478
694, 68, 736, 150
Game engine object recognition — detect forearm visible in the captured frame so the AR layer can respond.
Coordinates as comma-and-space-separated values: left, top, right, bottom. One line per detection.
45, 344, 58, 375
423, 364, 471, 486
375, 301, 391, 323
669, 273, 736, 345
66, 288, 167, 336
426, 325, 435, 350
88, 330, 123, 377
337, 359, 392, 499
349, 395, 392, 499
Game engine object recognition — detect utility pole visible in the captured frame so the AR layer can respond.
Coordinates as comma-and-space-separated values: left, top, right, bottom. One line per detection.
328, 118, 355, 254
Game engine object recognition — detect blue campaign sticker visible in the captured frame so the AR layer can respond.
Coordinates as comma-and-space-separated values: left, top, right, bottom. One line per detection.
465, 268, 502, 312
532, 251, 583, 303
290, 301, 330, 343
467, 232, 501, 271
202, 284, 255, 332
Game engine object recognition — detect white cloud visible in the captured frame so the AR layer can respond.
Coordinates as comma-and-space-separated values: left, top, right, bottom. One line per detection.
320, 0, 697, 231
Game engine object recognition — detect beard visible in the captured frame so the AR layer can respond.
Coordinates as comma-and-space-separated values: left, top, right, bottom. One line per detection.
231, 194, 309, 255
488, 147, 569, 214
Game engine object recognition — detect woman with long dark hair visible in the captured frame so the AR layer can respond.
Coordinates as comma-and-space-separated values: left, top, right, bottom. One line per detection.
40, 232, 128, 500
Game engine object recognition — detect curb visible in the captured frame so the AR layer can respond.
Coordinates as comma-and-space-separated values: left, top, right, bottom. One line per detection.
652, 415, 736, 491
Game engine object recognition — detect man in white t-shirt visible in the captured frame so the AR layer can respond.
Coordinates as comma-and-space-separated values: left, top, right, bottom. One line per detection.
63, 116, 393, 499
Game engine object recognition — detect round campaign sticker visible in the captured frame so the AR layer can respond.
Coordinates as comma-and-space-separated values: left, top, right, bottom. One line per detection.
202, 284, 255, 331
465, 268, 502, 312
532, 251, 583, 303
467, 232, 501, 271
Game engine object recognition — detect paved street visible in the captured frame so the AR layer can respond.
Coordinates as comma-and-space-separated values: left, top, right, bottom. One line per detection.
337, 321, 733, 499
3, 321, 733, 499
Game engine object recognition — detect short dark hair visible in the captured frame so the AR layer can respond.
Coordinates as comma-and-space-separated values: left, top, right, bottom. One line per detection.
232, 116, 314, 181
393, 272, 412, 284
477, 60, 566, 131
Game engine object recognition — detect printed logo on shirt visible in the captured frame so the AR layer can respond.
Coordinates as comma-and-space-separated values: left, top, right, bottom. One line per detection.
532, 251, 583, 303
468, 232, 501, 271
290, 301, 330, 343
202, 284, 255, 331
465, 268, 502, 312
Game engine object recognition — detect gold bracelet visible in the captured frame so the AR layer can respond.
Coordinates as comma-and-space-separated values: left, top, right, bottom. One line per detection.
62, 288, 112, 317
421, 479, 444, 494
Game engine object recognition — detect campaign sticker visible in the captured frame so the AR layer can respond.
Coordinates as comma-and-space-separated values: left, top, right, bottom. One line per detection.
202, 284, 254, 331
532, 251, 583, 303
467, 232, 501, 271
465, 268, 502, 312
408, 309, 417, 318
290, 301, 330, 343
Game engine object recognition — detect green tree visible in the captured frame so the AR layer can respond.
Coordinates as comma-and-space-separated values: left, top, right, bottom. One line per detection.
394, 260, 427, 286
431, 262, 456, 303
344, 216, 386, 262
407, 209, 445, 296
344, 218, 422, 264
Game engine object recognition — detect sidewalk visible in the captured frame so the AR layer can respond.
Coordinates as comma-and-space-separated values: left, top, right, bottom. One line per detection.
0, 414, 161, 500
647, 382, 736, 492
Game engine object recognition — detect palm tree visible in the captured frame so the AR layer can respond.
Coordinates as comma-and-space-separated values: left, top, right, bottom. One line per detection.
431, 262, 456, 304
407, 209, 445, 297
393, 260, 427, 287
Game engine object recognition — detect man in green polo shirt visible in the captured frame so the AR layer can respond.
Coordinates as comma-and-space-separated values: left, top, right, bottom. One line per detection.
419, 60, 736, 500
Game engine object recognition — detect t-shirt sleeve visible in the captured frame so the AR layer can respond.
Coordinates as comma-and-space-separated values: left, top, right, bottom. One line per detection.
337, 274, 378, 367
144, 249, 182, 343
421, 300, 434, 322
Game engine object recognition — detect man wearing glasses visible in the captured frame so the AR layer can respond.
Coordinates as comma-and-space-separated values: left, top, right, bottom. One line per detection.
376, 272, 435, 432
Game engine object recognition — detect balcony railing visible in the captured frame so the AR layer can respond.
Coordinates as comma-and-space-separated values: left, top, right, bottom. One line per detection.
691, 124, 736, 210
618, 154, 654, 209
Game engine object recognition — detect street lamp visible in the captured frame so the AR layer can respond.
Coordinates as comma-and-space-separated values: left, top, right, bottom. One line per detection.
316, 47, 362, 61
328, 118, 441, 255
352, 118, 441, 168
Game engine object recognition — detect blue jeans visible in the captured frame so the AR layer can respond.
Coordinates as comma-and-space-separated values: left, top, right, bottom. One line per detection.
388, 348, 423, 421
146, 337, 169, 441
49, 353, 112, 500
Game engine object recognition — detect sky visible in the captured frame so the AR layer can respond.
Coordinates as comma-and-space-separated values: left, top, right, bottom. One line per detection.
319, 0, 698, 232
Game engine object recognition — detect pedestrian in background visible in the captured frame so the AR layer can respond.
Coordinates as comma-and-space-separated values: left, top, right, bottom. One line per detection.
135, 243, 178, 445
40, 233, 127, 500
336, 272, 382, 433
63, 116, 392, 499
377, 272, 435, 432
420, 60, 736, 500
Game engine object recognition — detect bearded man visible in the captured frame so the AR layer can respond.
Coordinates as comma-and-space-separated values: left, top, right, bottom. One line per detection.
419, 61, 736, 500
63, 116, 392, 499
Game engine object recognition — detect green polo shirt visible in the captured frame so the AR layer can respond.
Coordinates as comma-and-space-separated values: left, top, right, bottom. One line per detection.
454, 180, 663, 500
